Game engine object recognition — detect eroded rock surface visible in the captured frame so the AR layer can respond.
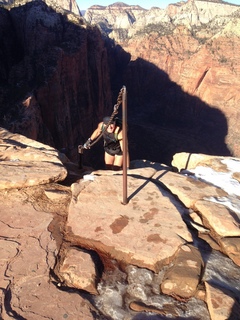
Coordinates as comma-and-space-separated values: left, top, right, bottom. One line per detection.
0, 127, 67, 189
0, 130, 239, 319
0, 128, 98, 319
0, 185, 97, 320
66, 167, 192, 273
1, 0, 240, 170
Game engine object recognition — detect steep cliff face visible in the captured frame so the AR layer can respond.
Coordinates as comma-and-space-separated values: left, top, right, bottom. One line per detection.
0, 0, 80, 15
1, 0, 240, 168
84, 0, 239, 41
84, 2, 147, 36
85, 0, 240, 163
0, 1, 113, 164
120, 20, 240, 157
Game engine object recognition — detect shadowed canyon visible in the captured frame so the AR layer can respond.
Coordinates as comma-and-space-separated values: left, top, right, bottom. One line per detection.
0, 0, 240, 319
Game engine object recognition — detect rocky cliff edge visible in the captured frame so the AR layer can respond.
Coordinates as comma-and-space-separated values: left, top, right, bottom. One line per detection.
0, 127, 240, 319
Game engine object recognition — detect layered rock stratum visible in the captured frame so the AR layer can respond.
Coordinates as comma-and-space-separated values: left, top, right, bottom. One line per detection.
1, 127, 240, 319
0, 0, 240, 169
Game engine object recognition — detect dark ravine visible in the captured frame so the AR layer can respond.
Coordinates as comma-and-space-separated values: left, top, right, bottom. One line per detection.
1, 0, 240, 171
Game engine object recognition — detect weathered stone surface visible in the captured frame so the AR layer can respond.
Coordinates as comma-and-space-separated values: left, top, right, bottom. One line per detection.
66, 168, 192, 273
1, 0, 240, 170
161, 244, 203, 299
57, 247, 99, 294
84, 0, 240, 164
0, 184, 95, 319
220, 237, 240, 267
194, 199, 240, 238
85, 0, 239, 41
0, 127, 67, 189
0, 131, 93, 317
85, 2, 147, 36
8, 275, 94, 320
153, 167, 225, 208
159, 154, 240, 266
172, 152, 239, 172
4, 0, 80, 15
205, 282, 240, 320
0, 1, 112, 166
0, 239, 18, 309
1, 127, 240, 319
44, 188, 70, 201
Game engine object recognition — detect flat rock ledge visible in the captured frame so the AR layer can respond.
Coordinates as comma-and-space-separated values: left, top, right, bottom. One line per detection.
0, 127, 67, 189
66, 166, 192, 273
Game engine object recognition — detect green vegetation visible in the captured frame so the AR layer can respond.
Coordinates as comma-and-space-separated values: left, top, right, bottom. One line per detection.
219, 55, 228, 63
135, 23, 174, 37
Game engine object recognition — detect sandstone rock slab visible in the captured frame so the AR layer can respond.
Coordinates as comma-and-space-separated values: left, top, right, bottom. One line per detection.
0, 186, 96, 319
0, 127, 67, 189
7, 275, 94, 320
220, 237, 240, 267
155, 157, 240, 266
153, 168, 226, 208
161, 244, 203, 299
57, 247, 99, 294
172, 153, 229, 171
66, 168, 192, 273
205, 282, 240, 320
194, 199, 240, 238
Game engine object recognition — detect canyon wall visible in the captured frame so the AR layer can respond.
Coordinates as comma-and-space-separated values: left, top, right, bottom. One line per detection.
0, 0, 80, 14
0, 0, 112, 166
0, 0, 240, 168
86, 0, 240, 165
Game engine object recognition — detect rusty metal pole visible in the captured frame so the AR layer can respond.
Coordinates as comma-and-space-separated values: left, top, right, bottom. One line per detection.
122, 86, 128, 205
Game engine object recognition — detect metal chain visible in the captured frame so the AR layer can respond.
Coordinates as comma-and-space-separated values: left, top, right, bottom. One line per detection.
78, 86, 124, 168
87, 86, 124, 148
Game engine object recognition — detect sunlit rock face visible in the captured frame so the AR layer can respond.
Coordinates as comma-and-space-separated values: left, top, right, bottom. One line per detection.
1, 0, 80, 15
85, 0, 240, 164
85, 0, 239, 41
67, 167, 192, 273
84, 2, 147, 35
0, 0, 240, 318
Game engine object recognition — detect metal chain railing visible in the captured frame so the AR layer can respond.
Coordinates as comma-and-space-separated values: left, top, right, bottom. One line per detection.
78, 86, 124, 167
87, 87, 124, 148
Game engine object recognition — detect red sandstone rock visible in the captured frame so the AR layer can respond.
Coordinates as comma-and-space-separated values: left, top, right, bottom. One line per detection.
205, 282, 240, 320
0, 131, 239, 319
161, 245, 203, 299
0, 127, 67, 189
56, 247, 99, 294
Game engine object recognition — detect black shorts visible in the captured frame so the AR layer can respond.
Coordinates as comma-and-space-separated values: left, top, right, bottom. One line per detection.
104, 146, 123, 156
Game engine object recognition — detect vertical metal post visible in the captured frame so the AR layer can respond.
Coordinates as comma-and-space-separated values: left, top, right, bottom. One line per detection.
122, 86, 128, 205
78, 145, 84, 169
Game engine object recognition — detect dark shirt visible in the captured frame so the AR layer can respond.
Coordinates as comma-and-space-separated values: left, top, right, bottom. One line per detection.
102, 130, 122, 156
